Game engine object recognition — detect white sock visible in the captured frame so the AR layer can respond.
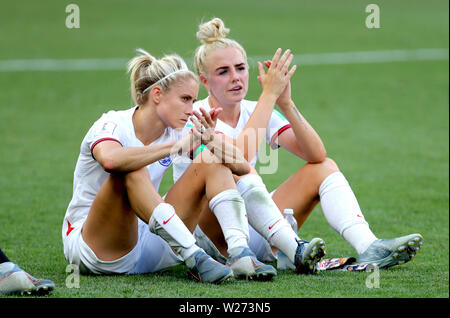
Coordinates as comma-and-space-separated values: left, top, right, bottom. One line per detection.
149, 203, 200, 261
178, 245, 201, 262
319, 172, 377, 254
209, 189, 249, 255
237, 174, 299, 262
269, 230, 299, 263
342, 224, 377, 255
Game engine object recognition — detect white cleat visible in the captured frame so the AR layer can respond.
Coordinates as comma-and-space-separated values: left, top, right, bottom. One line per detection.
0, 262, 55, 296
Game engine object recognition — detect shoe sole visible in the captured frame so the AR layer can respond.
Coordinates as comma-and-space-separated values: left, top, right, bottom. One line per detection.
215, 271, 234, 285
188, 269, 234, 284
297, 238, 326, 274
235, 272, 276, 281
362, 234, 424, 269
0, 284, 55, 296
20, 284, 55, 296
236, 270, 276, 282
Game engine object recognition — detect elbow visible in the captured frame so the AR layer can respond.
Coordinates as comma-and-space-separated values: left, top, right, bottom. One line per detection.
92, 144, 124, 173
102, 158, 118, 173
226, 161, 251, 176
307, 149, 327, 164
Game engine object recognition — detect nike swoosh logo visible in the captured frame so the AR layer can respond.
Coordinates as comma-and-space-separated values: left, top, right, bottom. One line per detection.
268, 219, 281, 230
251, 257, 262, 270
66, 220, 75, 236
163, 213, 175, 225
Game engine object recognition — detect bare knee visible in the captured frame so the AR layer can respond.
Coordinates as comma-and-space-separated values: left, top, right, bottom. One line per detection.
194, 150, 232, 177
300, 157, 340, 189
233, 166, 258, 183
314, 158, 340, 184
204, 160, 232, 179
322, 157, 340, 174
304, 157, 338, 172
124, 167, 150, 188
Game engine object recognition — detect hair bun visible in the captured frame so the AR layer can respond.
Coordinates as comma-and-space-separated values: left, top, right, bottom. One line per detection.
196, 17, 230, 44
136, 48, 156, 66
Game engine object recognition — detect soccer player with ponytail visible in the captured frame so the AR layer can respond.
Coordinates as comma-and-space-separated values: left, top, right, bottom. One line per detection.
62, 48, 273, 283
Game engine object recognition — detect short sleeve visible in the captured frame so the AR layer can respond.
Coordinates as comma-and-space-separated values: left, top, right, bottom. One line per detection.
86, 111, 124, 156
266, 109, 292, 149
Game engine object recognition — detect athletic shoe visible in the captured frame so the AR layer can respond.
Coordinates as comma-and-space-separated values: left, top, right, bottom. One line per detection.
226, 246, 277, 281
187, 250, 234, 284
357, 233, 424, 269
0, 262, 55, 296
294, 238, 327, 274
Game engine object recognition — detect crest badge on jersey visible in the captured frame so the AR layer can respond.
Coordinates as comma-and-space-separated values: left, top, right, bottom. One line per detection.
159, 156, 172, 167
101, 121, 117, 135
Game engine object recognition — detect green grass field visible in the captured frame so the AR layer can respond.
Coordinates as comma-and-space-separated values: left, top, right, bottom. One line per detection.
0, 0, 448, 299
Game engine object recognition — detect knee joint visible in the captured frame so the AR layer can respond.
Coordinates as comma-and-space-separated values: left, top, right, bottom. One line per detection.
322, 157, 339, 173
124, 167, 149, 186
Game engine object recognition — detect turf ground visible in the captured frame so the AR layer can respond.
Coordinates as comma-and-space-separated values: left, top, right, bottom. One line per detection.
0, 0, 448, 300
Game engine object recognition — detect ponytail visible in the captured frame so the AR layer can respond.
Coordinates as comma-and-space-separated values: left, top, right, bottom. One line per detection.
127, 48, 197, 105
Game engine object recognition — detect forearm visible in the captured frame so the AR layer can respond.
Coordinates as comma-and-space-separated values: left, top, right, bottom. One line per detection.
237, 91, 278, 161
205, 135, 251, 176
282, 101, 326, 162
100, 142, 177, 172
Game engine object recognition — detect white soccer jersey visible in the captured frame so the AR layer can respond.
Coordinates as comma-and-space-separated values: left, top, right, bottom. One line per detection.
173, 97, 291, 182
62, 106, 186, 240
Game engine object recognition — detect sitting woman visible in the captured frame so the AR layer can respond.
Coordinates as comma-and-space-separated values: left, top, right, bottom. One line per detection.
61, 48, 271, 283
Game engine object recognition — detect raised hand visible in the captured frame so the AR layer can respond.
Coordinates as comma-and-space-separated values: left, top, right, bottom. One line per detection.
257, 48, 296, 100
262, 59, 293, 110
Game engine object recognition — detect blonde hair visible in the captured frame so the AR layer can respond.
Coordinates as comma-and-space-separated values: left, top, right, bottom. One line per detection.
127, 48, 197, 105
194, 17, 247, 76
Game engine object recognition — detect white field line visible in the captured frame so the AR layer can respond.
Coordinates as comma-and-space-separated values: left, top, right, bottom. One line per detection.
0, 48, 448, 72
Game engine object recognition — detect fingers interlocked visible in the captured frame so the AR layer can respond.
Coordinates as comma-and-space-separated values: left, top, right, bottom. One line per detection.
190, 107, 217, 145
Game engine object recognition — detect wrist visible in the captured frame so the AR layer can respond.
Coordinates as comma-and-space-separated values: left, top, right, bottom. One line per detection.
169, 140, 183, 155
204, 134, 220, 150
193, 144, 208, 158
278, 99, 294, 111
260, 90, 278, 104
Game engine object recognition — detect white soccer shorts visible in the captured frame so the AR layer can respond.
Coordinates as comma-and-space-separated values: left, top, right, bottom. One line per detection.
63, 218, 183, 275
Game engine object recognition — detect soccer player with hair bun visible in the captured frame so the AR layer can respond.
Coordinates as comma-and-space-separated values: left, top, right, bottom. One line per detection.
175, 18, 329, 276
62, 48, 275, 283
173, 17, 423, 271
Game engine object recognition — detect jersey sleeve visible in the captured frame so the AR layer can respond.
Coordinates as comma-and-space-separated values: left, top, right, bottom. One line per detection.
266, 108, 292, 149
86, 111, 124, 157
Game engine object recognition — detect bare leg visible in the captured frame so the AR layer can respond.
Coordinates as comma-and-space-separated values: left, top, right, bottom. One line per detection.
165, 151, 238, 232
197, 166, 260, 258
272, 157, 339, 228
82, 151, 239, 262
198, 206, 228, 257
197, 158, 339, 256
81, 168, 163, 262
